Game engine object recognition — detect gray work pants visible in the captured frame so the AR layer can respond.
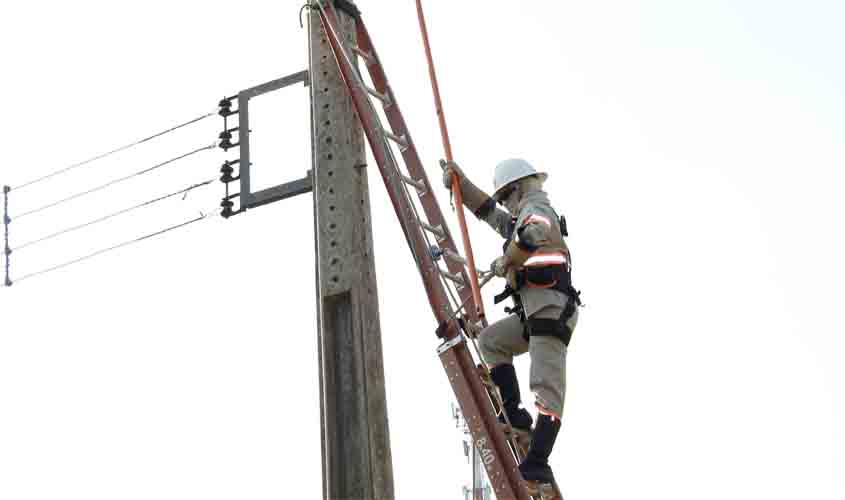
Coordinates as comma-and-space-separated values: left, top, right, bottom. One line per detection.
479, 305, 578, 418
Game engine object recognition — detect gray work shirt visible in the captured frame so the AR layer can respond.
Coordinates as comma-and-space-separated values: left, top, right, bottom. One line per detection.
483, 190, 569, 317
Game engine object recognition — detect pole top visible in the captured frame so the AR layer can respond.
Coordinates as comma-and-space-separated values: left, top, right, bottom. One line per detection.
3, 185, 9, 194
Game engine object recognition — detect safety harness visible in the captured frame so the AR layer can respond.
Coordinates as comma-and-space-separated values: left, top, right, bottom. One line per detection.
494, 214, 581, 345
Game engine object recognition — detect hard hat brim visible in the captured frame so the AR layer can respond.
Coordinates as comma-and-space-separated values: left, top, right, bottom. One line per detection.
492, 171, 548, 200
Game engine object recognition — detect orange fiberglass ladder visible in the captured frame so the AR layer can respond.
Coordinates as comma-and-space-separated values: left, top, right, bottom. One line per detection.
315, 2, 561, 499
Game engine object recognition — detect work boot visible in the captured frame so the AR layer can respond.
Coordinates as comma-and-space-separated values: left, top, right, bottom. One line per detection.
519, 413, 561, 484
489, 364, 533, 432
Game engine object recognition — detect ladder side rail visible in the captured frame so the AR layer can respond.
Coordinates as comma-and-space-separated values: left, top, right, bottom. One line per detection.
317, 3, 475, 327
440, 339, 534, 500
354, 21, 481, 327
317, 5, 531, 500
316, 3, 453, 325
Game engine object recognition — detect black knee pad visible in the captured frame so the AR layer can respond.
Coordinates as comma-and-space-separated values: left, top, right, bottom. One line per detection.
526, 317, 572, 346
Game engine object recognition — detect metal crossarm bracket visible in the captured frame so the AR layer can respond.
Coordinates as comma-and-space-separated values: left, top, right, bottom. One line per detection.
222, 70, 313, 216
249, 171, 313, 209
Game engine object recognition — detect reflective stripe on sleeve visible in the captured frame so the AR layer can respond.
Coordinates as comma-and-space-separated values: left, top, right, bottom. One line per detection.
524, 213, 552, 227
524, 253, 567, 267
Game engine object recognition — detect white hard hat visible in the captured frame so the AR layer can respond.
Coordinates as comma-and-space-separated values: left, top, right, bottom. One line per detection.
492, 158, 547, 199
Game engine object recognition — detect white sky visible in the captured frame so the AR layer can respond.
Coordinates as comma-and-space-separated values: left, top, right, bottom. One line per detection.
1, 1, 844, 499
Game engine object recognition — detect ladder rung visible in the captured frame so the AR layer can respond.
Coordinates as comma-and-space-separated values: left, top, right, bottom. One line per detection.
442, 248, 466, 266
383, 129, 409, 151
419, 220, 446, 241
401, 174, 426, 194
352, 45, 375, 65
440, 269, 465, 288
365, 85, 392, 107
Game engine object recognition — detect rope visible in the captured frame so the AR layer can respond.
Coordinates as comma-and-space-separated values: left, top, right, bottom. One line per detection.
12, 211, 215, 285
416, 0, 486, 325
14, 144, 216, 220
13, 178, 216, 252
11, 111, 215, 192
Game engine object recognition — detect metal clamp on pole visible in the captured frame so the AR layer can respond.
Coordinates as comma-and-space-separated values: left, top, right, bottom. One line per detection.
3, 185, 11, 287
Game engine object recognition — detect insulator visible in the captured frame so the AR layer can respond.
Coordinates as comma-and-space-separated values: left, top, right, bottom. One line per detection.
220, 159, 239, 181
220, 199, 234, 219
220, 171, 235, 183
219, 130, 232, 140
218, 98, 232, 117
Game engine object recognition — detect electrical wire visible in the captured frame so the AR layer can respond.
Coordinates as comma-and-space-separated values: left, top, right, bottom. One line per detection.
11, 210, 217, 285
11, 111, 216, 192
14, 144, 216, 220
13, 178, 216, 252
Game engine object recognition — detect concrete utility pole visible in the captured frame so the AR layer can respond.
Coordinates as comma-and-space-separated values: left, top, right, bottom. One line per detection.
308, 3, 395, 499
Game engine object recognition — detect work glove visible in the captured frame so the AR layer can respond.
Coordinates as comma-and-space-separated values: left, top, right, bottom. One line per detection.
441, 160, 465, 190
490, 256, 508, 278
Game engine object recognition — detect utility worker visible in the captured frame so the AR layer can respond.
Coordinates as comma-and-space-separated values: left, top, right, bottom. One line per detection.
443, 158, 580, 487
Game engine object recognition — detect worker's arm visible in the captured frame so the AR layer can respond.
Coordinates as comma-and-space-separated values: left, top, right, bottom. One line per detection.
442, 161, 512, 238
503, 205, 555, 267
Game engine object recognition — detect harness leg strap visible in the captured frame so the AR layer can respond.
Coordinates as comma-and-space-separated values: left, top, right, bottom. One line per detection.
524, 300, 577, 346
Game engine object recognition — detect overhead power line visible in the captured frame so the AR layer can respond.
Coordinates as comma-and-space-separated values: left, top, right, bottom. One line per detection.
14, 144, 216, 220
11, 111, 216, 192
13, 178, 216, 252
11, 210, 218, 285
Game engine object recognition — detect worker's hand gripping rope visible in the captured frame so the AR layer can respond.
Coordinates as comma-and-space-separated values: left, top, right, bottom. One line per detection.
441, 159, 465, 190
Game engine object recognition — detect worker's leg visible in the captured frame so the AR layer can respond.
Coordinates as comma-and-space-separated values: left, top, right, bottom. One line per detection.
521, 304, 579, 483
479, 314, 532, 431
478, 313, 528, 368
528, 305, 577, 418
